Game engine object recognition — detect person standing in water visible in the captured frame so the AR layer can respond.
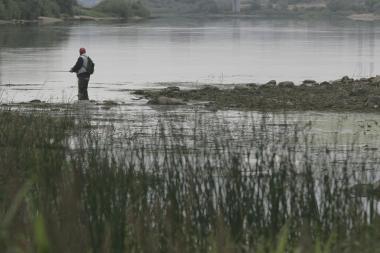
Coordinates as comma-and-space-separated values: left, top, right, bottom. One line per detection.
70, 48, 94, 100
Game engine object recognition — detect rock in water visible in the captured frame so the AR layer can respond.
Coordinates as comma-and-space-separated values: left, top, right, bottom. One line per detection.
369, 75, 380, 86
350, 86, 368, 96
366, 95, 380, 108
302, 80, 318, 87
278, 81, 295, 88
341, 76, 353, 83
164, 86, 180, 92
320, 81, 331, 86
265, 80, 276, 86
148, 96, 186, 105
103, 100, 119, 106
29, 99, 42, 103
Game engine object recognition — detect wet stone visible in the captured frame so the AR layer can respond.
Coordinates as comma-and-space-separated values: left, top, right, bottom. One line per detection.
366, 95, 380, 108
246, 83, 258, 88
265, 80, 276, 86
201, 85, 220, 91
350, 86, 368, 96
103, 100, 119, 106
133, 90, 146, 95
369, 75, 380, 85
302, 80, 318, 87
164, 86, 180, 92
341, 76, 354, 83
148, 96, 186, 105
29, 99, 42, 103
320, 81, 331, 86
234, 85, 249, 91
278, 81, 295, 88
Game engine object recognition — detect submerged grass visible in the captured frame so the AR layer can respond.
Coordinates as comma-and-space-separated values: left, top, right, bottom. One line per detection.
0, 109, 379, 253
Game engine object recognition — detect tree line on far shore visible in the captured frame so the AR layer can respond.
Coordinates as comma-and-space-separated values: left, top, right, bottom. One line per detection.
0, 0, 150, 20
252, 0, 380, 13
0, 0, 76, 19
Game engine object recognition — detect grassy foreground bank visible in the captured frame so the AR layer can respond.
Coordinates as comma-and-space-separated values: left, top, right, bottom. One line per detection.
0, 109, 379, 252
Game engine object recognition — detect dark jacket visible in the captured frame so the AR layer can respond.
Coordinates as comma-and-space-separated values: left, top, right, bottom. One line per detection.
71, 56, 91, 78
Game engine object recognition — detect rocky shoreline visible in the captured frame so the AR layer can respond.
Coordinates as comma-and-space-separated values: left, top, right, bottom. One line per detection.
134, 76, 380, 112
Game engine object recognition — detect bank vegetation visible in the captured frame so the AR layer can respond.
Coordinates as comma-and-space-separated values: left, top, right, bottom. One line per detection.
0, 0, 149, 21
0, 108, 379, 252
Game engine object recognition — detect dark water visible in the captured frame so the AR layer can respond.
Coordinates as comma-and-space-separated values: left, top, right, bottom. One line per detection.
0, 18, 380, 102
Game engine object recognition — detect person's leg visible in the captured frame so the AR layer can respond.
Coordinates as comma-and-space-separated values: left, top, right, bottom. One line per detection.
78, 78, 88, 100
83, 78, 89, 100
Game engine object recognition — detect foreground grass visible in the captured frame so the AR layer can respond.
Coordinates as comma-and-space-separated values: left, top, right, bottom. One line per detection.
0, 109, 379, 253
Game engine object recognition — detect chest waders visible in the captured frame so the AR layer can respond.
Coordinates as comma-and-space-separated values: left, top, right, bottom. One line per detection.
78, 55, 90, 100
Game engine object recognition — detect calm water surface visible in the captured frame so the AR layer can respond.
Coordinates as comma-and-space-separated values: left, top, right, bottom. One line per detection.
1, 17, 380, 102
2, 17, 380, 154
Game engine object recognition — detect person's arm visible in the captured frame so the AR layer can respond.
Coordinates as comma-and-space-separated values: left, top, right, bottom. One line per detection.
70, 57, 83, 73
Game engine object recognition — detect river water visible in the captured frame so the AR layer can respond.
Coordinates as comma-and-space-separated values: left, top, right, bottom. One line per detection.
1, 17, 380, 154
1, 17, 379, 211
1, 17, 380, 102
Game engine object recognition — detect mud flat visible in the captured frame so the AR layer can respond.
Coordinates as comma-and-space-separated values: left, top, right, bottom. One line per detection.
134, 76, 380, 112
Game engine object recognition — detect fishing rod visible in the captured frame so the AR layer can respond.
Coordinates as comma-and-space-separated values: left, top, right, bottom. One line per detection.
47, 71, 70, 73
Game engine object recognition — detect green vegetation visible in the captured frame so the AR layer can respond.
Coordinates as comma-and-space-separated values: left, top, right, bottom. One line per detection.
287, 0, 380, 14
0, 0, 149, 20
0, 108, 379, 252
94, 0, 150, 18
365, 0, 380, 13
0, 0, 76, 20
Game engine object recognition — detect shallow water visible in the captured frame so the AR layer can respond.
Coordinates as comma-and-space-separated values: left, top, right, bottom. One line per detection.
2, 17, 380, 160
1, 17, 380, 102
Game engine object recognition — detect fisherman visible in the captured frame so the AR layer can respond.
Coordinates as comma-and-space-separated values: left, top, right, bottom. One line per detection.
70, 48, 93, 100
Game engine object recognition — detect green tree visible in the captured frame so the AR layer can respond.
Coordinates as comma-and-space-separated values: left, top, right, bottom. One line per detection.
327, 0, 346, 12
0, 1, 5, 19
366, 0, 380, 12
56, 0, 76, 15
96, 0, 150, 18
0, 0, 76, 20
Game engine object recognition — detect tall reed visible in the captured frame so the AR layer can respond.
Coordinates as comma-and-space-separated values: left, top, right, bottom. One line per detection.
0, 110, 379, 253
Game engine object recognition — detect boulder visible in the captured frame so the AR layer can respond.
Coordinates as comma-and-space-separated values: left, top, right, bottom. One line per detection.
301, 79, 318, 87
369, 75, 380, 85
341, 76, 354, 83
148, 96, 186, 105
164, 86, 180, 92
265, 80, 276, 86
349, 86, 368, 96
320, 81, 331, 86
29, 99, 42, 103
360, 78, 370, 82
103, 100, 119, 106
332, 80, 342, 85
278, 81, 295, 88
205, 102, 218, 112
133, 90, 146, 95
234, 85, 249, 91
201, 85, 220, 92
246, 83, 258, 88
366, 95, 380, 108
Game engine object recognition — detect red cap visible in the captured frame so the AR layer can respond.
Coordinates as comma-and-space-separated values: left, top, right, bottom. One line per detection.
79, 48, 86, 55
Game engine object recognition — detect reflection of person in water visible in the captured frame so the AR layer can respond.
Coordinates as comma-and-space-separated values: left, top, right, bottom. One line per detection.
70, 48, 92, 100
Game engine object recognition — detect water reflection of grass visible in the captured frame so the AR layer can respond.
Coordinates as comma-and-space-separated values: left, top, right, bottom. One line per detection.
0, 110, 379, 253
